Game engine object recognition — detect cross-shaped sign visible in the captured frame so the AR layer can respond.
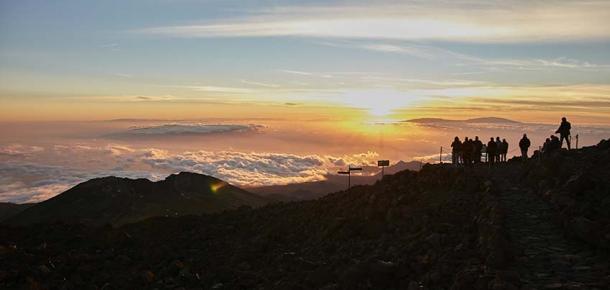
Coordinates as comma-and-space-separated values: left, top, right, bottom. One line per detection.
338, 166, 363, 190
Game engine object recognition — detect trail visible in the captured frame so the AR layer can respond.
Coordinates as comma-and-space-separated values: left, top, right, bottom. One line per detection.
493, 166, 608, 289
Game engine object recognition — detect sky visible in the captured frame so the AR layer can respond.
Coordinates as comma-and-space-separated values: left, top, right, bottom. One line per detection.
1, 0, 610, 202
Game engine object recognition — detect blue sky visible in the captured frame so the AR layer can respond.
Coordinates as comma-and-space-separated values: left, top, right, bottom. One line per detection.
1, 0, 610, 122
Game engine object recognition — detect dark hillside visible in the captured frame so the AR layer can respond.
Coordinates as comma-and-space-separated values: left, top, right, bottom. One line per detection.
5, 172, 268, 226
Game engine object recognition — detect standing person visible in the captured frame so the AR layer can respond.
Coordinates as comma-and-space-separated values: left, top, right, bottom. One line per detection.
495, 137, 502, 163
451, 137, 462, 166
519, 134, 531, 161
555, 117, 572, 149
462, 137, 472, 166
542, 138, 551, 157
487, 137, 497, 165
501, 139, 509, 162
550, 135, 561, 151
474, 136, 483, 163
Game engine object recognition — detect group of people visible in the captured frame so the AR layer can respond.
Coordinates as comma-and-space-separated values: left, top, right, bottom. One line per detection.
449, 117, 573, 166
451, 136, 510, 166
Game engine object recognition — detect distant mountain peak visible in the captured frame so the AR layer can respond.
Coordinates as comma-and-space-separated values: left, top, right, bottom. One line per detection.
5, 172, 267, 226
405, 117, 520, 124
464, 117, 521, 124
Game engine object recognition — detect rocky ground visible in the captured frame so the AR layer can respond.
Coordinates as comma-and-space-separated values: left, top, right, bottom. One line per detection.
0, 140, 609, 289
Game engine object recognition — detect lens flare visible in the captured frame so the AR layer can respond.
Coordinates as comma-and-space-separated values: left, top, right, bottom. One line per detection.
210, 182, 227, 193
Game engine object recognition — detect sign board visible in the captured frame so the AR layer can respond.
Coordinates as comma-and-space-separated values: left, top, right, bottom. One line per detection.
377, 160, 390, 167
349, 167, 363, 171
337, 171, 350, 175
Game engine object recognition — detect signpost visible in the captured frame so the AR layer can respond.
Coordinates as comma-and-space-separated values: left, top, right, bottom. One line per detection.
377, 160, 389, 177
338, 166, 363, 190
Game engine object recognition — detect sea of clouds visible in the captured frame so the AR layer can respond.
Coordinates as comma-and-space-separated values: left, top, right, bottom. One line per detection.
0, 143, 379, 203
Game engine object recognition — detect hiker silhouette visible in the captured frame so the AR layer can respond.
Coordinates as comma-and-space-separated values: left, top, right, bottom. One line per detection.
473, 136, 483, 163
487, 137, 497, 165
519, 134, 531, 161
556, 117, 571, 150
501, 139, 509, 162
462, 137, 473, 166
495, 137, 502, 163
451, 137, 462, 165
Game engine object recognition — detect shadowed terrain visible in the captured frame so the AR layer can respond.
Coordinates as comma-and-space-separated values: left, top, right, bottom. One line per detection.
4, 172, 268, 226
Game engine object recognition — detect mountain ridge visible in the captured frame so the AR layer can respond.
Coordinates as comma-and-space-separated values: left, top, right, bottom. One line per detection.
405, 117, 521, 124
5, 172, 268, 226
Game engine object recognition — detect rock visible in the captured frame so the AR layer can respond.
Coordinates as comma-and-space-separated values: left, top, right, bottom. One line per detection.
179, 267, 192, 279
142, 270, 155, 283
425, 233, 441, 249
564, 174, 594, 196
569, 217, 599, 243
116, 254, 132, 265
38, 265, 51, 275
408, 281, 420, 290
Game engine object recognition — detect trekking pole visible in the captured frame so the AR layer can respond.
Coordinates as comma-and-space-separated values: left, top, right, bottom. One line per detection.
439, 146, 443, 164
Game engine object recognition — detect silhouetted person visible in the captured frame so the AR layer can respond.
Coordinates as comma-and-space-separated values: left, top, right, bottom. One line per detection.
451, 137, 462, 166
495, 137, 502, 163
501, 139, 509, 162
487, 137, 497, 165
519, 134, 530, 161
550, 135, 561, 151
555, 117, 571, 149
473, 136, 483, 163
462, 137, 473, 166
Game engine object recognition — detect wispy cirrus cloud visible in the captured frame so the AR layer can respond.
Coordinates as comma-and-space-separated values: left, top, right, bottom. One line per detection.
134, 1, 610, 43
345, 42, 610, 71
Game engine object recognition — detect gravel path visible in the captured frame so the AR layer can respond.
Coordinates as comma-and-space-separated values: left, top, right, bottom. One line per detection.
496, 172, 609, 289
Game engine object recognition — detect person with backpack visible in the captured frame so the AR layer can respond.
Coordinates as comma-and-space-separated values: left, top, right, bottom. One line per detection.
495, 137, 502, 163
519, 134, 531, 161
501, 139, 509, 162
451, 137, 462, 166
487, 137, 497, 165
555, 117, 572, 149
462, 137, 473, 166
473, 136, 483, 163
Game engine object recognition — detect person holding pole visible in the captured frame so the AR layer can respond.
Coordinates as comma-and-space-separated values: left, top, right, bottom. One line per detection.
556, 117, 572, 150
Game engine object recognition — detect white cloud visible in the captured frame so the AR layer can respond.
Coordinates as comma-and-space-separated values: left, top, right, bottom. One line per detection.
343, 42, 610, 71
0, 144, 44, 156
179, 85, 254, 94
134, 1, 610, 43
142, 149, 379, 187
0, 143, 381, 202
240, 80, 281, 88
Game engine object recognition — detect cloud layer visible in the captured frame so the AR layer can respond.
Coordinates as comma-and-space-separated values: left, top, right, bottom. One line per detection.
0, 143, 379, 203
136, 1, 610, 43
142, 149, 379, 187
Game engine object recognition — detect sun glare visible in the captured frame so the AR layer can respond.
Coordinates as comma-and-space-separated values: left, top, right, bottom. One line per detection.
339, 89, 419, 119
